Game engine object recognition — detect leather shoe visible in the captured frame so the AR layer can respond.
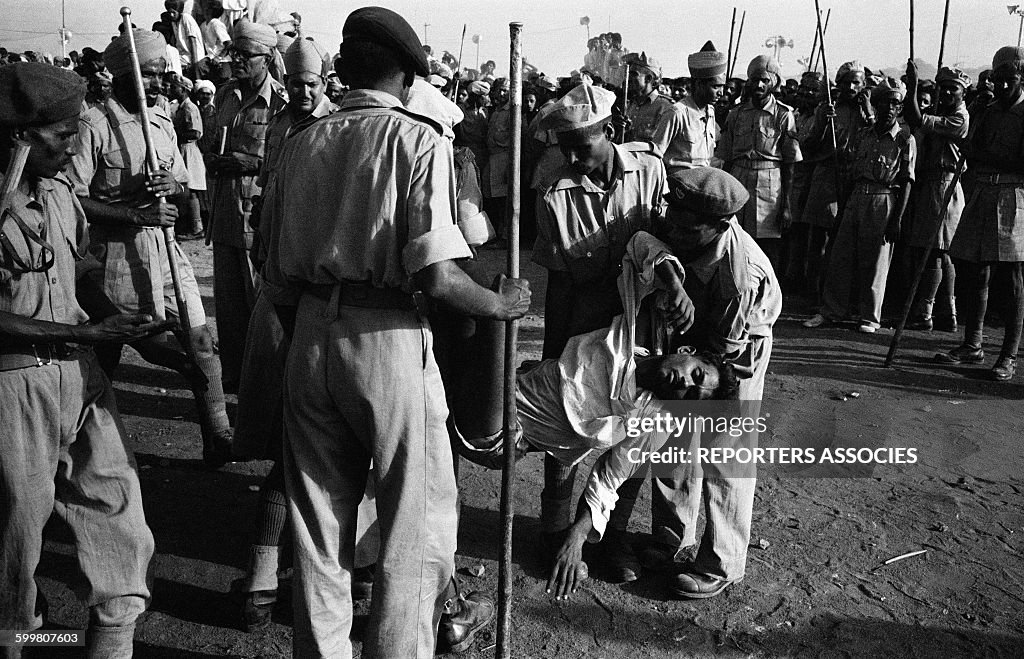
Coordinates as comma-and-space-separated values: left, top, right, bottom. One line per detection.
202, 429, 234, 469
242, 589, 277, 632
934, 344, 984, 365
436, 591, 494, 654
802, 313, 830, 328
991, 356, 1016, 381
906, 317, 933, 331
588, 529, 641, 583
670, 571, 742, 599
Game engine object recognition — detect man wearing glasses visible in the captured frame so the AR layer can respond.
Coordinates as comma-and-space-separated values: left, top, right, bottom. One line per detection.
206, 19, 286, 392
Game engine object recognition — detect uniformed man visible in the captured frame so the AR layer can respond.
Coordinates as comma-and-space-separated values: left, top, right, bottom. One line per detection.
205, 19, 287, 391
939, 46, 1024, 381
551, 167, 780, 600
68, 28, 234, 467
270, 8, 530, 656
229, 35, 339, 633
0, 62, 157, 658
716, 55, 802, 268
622, 51, 674, 143
799, 61, 876, 301
806, 78, 916, 333
903, 63, 971, 333
651, 40, 726, 172
533, 82, 669, 583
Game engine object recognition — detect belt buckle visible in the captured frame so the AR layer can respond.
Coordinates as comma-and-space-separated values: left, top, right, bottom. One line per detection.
32, 344, 53, 367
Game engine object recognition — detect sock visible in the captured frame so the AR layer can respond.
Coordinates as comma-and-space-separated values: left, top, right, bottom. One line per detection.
255, 463, 289, 547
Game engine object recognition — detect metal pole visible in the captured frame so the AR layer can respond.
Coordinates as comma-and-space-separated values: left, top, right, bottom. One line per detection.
886, 153, 967, 367
452, 24, 467, 101
119, 7, 195, 344
496, 22, 522, 659
1018, 12, 1023, 48
937, 0, 951, 70
60, 0, 67, 61
814, 0, 844, 234
812, 8, 831, 73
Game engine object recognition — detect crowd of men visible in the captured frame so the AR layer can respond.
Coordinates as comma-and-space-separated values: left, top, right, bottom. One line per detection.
2, 0, 1024, 657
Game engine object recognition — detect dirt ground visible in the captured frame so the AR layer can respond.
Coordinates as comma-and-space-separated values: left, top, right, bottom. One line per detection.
33, 242, 1024, 658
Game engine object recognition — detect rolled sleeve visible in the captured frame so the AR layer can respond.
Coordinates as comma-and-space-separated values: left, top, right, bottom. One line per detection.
403, 223, 472, 274
921, 112, 968, 140
68, 120, 99, 198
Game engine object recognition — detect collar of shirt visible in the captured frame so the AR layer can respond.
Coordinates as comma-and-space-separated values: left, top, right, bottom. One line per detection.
104, 97, 171, 129
683, 96, 715, 123
549, 142, 641, 193
233, 73, 278, 108
874, 120, 901, 141
686, 218, 748, 291
744, 93, 778, 116
634, 90, 659, 107
338, 88, 404, 112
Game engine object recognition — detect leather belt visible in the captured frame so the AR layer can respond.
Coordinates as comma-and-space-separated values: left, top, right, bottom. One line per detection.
303, 281, 419, 311
733, 158, 781, 170
974, 172, 1024, 185
0, 342, 79, 372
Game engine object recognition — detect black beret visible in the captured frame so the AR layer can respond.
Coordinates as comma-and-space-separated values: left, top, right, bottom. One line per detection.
342, 7, 429, 77
666, 167, 749, 218
0, 62, 86, 128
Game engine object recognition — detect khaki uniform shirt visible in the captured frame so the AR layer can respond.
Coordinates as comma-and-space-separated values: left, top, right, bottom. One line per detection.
209, 74, 287, 249
651, 96, 719, 171
717, 94, 802, 164
967, 95, 1024, 174
918, 103, 969, 174
0, 173, 90, 326
257, 94, 338, 191
69, 98, 190, 208
848, 122, 917, 187
273, 89, 471, 292
626, 90, 675, 143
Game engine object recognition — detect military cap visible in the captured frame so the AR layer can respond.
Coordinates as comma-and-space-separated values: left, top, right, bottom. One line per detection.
835, 60, 865, 83
871, 76, 906, 102
665, 167, 749, 218
538, 83, 616, 134
992, 46, 1024, 73
935, 66, 971, 89
623, 51, 661, 78
0, 62, 86, 127
342, 7, 430, 77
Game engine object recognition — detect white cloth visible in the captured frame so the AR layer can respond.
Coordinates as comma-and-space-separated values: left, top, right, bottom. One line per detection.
201, 18, 232, 62
173, 13, 207, 67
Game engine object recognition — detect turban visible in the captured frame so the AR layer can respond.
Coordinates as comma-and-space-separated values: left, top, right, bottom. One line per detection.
538, 83, 616, 134
665, 167, 749, 218
194, 79, 216, 94
284, 37, 329, 77
747, 54, 781, 89
232, 19, 277, 55
936, 66, 971, 89
468, 80, 490, 96
104, 29, 167, 77
871, 76, 906, 102
992, 46, 1024, 73
406, 77, 464, 137
276, 32, 296, 55
836, 60, 865, 83
688, 40, 727, 81
342, 7, 430, 77
0, 62, 86, 127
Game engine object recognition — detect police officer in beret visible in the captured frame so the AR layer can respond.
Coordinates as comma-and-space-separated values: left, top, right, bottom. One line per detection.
0, 62, 161, 658
269, 7, 530, 656
641, 167, 780, 599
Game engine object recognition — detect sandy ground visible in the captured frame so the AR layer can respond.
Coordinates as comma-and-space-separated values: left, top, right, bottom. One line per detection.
32, 241, 1024, 658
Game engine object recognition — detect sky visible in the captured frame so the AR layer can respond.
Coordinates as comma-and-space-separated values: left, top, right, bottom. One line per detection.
0, 0, 1018, 79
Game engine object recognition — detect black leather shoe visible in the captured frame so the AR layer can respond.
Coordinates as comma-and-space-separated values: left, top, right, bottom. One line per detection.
991, 356, 1016, 381
934, 344, 984, 364
588, 529, 641, 583
436, 591, 494, 654
933, 316, 958, 333
906, 316, 933, 331
242, 589, 277, 632
203, 429, 234, 469
669, 571, 742, 599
